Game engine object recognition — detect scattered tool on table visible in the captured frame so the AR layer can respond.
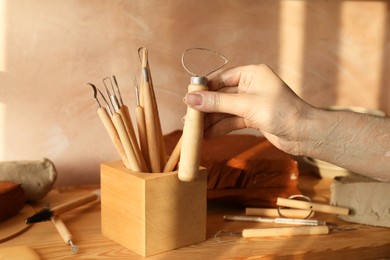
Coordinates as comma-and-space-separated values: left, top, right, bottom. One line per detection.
277, 197, 349, 215
51, 216, 79, 253
215, 224, 355, 239
245, 208, 314, 219
224, 215, 326, 226
25, 190, 101, 224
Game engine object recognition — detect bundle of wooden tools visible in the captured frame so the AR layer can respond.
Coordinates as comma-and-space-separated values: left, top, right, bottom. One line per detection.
87, 47, 172, 173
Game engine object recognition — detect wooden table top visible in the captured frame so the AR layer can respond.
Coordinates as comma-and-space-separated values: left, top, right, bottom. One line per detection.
1, 173, 389, 259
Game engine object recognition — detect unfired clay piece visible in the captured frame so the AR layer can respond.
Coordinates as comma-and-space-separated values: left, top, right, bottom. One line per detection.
0, 158, 57, 201
330, 176, 390, 227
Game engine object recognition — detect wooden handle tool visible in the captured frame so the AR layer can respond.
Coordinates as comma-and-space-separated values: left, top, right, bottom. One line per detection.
277, 197, 350, 215
118, 105, 148, 172
52, 191, 100, 216
163, 135, 182, 172
178, 77, 207, 181
142, 68, 161, 173
111, 113, 142, 172
51, 216, 78, 253
246, 208, 314, 219
96, 108, 130, 169
242, 226, 329, 238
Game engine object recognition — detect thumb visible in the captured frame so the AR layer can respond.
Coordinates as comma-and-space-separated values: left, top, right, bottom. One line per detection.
184, 91, 249, 117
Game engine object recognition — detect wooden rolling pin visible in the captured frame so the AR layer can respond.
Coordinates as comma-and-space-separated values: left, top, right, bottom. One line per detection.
178, 76, 208, 181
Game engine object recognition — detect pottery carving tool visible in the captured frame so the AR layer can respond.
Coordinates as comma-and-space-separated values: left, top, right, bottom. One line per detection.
87, 83, 130, 169
242, 226, 330, 238
163, 135, 182, 172
133, 76, 151, 171
223, 215, 326, 226
277, 197, 350, 215
139, 47, 161, 172
25, 190, 101, 224
51, 216, 78, 253
105, 76, 148, 172
178, 48, 228, 181
103, 79, 143, 172
245, 207, 314, 219
215, 226, 330, 239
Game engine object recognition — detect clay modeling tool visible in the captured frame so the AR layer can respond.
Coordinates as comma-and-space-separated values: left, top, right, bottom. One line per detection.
215, 226, 330, 239
245, 208, 314, 219
133, 75, 151, 171
215, 224, 356, 239
103, 79, 142, 172
106, 76, 148, 172
87, 83, 130, 169
25, 190, 101, 224
163, 135, 182, 172
51, 216, 79, 253
178, 47, 228, 181
139, 47, 161, 172
277, 197, 350, 215
223, 215, 326, 226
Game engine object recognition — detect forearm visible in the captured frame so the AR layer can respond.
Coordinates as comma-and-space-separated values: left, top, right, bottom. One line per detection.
298, 108, 390, 182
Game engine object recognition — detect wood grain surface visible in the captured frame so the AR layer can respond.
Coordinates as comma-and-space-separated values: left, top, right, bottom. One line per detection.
1, 174, 389, 259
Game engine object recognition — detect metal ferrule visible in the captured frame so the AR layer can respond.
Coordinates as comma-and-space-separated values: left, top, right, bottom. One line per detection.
191, 76, 207, 86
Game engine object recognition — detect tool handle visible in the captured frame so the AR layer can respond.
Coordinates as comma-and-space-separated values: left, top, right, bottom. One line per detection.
51, 216, 72, 243
136, 105, 151, 171
118, 106, 148, 172
178, 83, 208, 181
242, 226, 329, 238
277, 198, 349, 215
163, 135, 182, 172
97, 108, 130, 169
112, 113, 142, 172
52, 192, 99, 215
143, 81, 161, 172
245, 208, 314, 218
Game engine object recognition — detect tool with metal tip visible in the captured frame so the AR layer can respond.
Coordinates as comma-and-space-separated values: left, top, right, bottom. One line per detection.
133, 76, 151, 171
109, 75, 148, 172
102, 78, 142, 172
87, 83, 130, 169
51, 216, 79, 253
178, 47, 228, 181
25, 190, 100, 224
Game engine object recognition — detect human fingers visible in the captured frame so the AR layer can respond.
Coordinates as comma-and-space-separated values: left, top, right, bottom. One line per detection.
204, 115, 246, 138
183, 91, 252, 117
204, 112, 233, 130
207, 66, 244, 91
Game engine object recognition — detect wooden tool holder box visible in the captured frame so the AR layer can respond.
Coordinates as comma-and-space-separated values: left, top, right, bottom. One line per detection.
100, 161, 207, 257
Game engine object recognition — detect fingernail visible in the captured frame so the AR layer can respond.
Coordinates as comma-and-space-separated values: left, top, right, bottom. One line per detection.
184, 93, 203, 107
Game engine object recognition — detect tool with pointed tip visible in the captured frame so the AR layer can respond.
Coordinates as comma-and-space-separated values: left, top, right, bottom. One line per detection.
104, 76, 148, 172
87, 83, 130, 169
25, 190, 101, 224
178, 48, 228, 181
138, 47, 162, 172
133, 76, 151, 171
103, 78, 143, 172
51, 216, 79, 253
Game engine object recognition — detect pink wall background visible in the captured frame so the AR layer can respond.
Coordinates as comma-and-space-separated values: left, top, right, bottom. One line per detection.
1, 0, 389, 186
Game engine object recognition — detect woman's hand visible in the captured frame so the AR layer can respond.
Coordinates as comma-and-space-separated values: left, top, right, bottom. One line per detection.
183, 64, 315, 154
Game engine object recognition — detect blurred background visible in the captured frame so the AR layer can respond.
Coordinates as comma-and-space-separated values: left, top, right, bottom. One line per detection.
0, 0, 389, 186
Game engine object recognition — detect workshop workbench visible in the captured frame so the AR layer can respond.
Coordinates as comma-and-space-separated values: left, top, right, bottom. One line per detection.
1, 173, 389, 259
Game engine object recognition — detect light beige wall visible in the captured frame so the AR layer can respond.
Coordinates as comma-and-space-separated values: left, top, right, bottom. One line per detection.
1, 0, 389, 186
